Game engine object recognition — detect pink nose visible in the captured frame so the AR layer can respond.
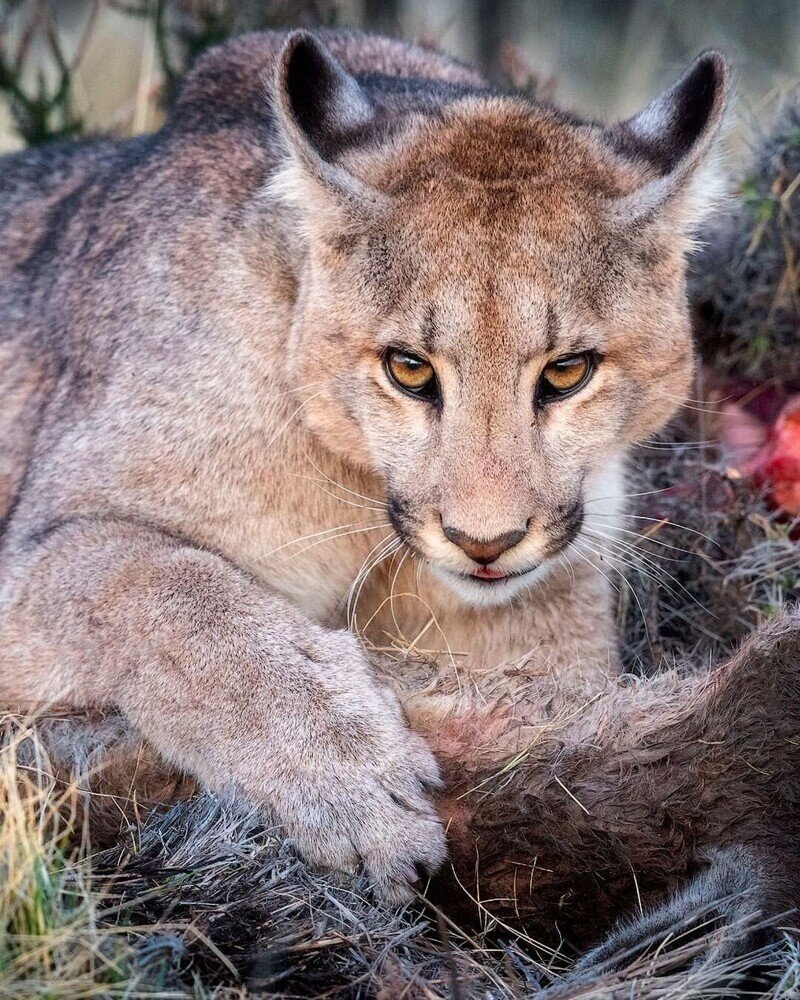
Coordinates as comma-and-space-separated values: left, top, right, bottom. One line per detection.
442, 525, 526, 564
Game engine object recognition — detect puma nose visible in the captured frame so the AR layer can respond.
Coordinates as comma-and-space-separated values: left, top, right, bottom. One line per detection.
442, 524, 526, 564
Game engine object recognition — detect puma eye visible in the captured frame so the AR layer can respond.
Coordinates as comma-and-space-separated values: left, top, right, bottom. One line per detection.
537, 352, 595, 404
384, 348, 439, 401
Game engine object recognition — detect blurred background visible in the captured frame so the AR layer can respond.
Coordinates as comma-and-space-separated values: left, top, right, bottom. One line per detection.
0, 0, 799, 155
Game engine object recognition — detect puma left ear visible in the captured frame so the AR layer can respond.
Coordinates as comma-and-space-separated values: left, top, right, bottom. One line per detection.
273, 30, 381, 205
611, 52, 730, 227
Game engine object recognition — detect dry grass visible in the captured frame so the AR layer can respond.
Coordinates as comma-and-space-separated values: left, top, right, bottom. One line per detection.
618, 420, 799, 676
0, 733, 798, 998
0, 724, 144, 998
691, 99, 800, 384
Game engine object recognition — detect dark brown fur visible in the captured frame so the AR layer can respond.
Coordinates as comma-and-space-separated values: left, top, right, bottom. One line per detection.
428, 611, 800, 944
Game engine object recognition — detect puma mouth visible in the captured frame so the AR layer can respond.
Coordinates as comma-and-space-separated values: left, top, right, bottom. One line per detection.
431, 563, 547, 605
470, 565, 509, 581
463, 565, 539, 585
430, 561, 552, 607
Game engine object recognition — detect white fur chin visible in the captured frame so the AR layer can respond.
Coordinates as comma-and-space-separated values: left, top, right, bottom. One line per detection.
430, 562, 554, 608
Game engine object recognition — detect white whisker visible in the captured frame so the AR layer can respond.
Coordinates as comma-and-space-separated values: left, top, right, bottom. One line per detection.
347, 533, 401, 633
572, 539, 652, 646
275, 380, 324, 397
260, 521, 362, 559
288, 522, 392, 561
584, 536, 676, 594
290, 475, 385, 512
583, 523, 688, 561
587, 512, 721, 547
658, 391, 737, 405
580, 530, 712, 617
265, 392, 323, 448
301, 448, 385, 506
388, 546, 410, 640
585, 487, 670, 506
637, 439, 717, 451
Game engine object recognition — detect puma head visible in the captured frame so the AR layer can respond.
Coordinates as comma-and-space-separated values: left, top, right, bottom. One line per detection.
270, 31, 728, 606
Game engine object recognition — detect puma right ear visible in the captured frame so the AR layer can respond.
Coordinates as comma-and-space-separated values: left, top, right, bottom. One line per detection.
274, 30, 380, 205
610, 52, 730, 228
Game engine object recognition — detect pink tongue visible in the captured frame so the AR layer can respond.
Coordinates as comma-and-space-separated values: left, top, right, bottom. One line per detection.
472, 565, 507, 580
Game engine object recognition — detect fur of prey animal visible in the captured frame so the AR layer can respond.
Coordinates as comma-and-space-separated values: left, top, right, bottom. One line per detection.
0, 28, 727, 900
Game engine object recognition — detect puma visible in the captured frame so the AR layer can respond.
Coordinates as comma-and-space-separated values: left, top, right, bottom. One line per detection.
0, 28, 727, 900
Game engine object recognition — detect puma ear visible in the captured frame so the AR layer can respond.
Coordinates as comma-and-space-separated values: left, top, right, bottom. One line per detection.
273, 30, 381, 206
610, 52, 730, 228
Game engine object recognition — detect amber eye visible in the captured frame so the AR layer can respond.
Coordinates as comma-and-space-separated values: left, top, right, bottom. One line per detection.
538, 352, 595, 403
384, 348, 439, 401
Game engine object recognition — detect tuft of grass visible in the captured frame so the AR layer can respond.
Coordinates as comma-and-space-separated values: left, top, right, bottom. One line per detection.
774, 934, 800, 996
0, 0, 341, 146
0, 720, 142, 999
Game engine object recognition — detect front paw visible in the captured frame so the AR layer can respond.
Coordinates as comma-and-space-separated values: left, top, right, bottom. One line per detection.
250, 636, 447, 902
284, 717, 446, 903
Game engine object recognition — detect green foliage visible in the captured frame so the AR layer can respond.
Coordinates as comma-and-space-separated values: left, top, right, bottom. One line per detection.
149, 0, 340, 109
741, 176, 777, 225
0, 0, 339, 146
0, 737, 138, 997
0, 0, 86, 146
690, 100, 800, 383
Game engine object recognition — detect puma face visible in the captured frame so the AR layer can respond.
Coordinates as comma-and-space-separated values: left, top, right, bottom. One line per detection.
271, 32, 728, 606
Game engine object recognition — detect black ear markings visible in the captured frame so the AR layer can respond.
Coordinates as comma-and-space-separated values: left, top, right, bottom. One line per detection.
613, 51, 729, 178
276, 30, 375, 165
662, 53, 725, 171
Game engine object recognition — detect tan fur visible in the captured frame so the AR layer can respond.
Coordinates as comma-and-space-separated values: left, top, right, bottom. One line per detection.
0, 30, 728, 899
